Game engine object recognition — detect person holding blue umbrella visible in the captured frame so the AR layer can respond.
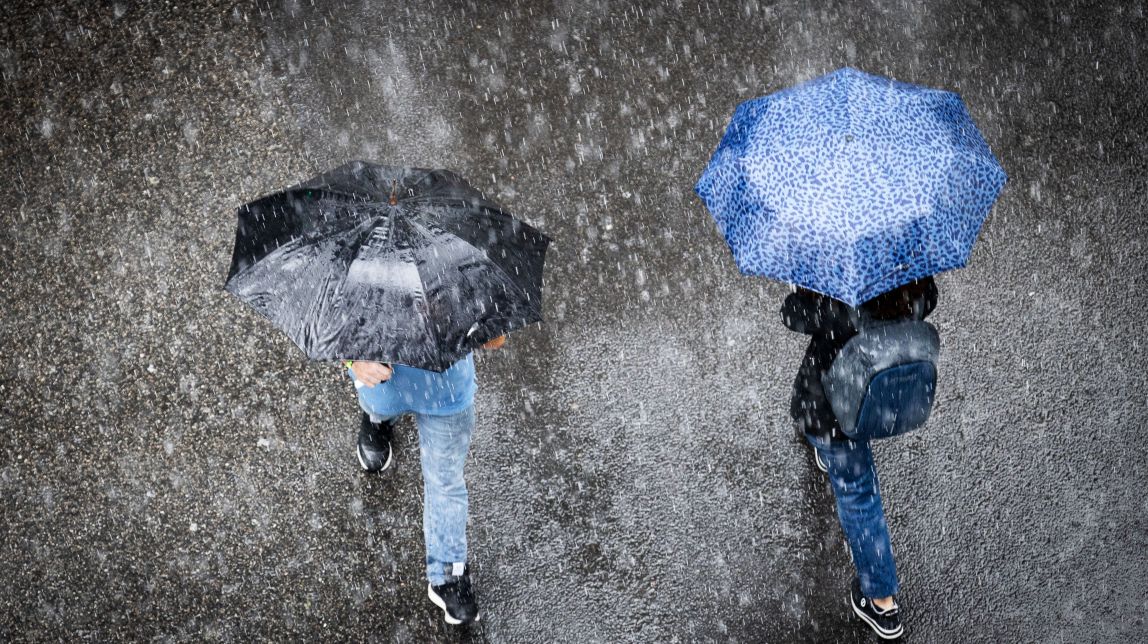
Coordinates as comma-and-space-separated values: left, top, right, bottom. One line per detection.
697, 68, 1006, 639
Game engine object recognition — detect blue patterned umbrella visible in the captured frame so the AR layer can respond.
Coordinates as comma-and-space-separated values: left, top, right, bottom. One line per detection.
695, 67, 1007, 306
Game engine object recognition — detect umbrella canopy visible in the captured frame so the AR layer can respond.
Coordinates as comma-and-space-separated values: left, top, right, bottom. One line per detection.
225, 161, 551, 372
695, 67, 1007, 306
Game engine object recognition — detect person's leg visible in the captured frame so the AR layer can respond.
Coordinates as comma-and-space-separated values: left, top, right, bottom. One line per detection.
347, 367, 394, 424
357, 412, 397, 472
347, 368, 400, 471
416, 404, 475, 586
807, 435, 899, 600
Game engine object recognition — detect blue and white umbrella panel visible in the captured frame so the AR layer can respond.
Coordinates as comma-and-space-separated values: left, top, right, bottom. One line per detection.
696, 67, 1007, 306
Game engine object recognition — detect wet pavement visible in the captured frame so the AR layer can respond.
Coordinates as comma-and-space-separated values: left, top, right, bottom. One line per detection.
2, 0, 1147, 641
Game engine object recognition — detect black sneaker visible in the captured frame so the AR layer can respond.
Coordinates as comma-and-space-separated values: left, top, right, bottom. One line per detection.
428, 567, 480, 625
849, 578, 903, 640
357, 413, 394, 472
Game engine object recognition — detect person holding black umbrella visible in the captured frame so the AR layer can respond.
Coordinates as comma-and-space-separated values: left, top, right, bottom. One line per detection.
225, 162, 550, 626
347, 334, 505, 625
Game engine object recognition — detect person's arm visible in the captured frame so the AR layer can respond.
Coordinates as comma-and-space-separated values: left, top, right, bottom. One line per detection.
481, 335, 507, 350
781, 290, 819, 334
918, 277, 939, 320
349, 361, 393, 387
781, 289, 854, 337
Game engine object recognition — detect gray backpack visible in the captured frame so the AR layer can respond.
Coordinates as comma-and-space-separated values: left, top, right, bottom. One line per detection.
822, 312, 940, 441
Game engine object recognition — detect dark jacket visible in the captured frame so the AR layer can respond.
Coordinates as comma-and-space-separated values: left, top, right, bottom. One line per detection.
781, 277, 939, 441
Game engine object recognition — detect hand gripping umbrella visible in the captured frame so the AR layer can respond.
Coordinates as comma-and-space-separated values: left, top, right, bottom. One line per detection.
224, 161, 551, 372
696, 67, 1007, 305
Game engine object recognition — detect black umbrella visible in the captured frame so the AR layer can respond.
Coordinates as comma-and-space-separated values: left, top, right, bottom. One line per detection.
224, 161, 551, 372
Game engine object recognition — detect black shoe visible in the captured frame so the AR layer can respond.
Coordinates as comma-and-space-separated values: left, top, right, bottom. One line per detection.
849, 578, 903, 640
428, 567, 480, 625
357, 413, 394, 472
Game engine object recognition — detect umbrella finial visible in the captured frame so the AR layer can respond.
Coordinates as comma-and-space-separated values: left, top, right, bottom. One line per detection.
389, 180, 399, 206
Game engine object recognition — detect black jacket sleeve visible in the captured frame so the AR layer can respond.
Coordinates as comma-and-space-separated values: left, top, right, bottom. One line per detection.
918, 277, 939, 320
780, 290, 855, 338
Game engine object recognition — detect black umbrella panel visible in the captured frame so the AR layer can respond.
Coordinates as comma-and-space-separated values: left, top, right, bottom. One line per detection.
225, 162, 551, 372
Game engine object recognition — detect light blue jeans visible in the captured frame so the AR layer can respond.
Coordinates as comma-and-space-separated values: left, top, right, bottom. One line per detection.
806, 433, 900, 599
365, 404, 475, 586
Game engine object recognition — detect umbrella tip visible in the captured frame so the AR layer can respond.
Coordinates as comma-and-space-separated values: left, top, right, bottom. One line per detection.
389, 179, 398, 206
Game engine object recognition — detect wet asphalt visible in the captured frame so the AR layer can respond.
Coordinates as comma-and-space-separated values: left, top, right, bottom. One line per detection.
2, 0, 1147, 642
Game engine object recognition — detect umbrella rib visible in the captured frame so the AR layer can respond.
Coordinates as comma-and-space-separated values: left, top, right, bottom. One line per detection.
296, 215, 384, 358
389, 216, 442, 363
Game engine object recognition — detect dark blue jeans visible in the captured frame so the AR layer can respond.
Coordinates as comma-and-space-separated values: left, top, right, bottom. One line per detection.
806, 433, 900, 599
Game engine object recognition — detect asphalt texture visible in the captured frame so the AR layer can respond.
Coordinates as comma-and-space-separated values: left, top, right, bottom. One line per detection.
2, 1, 1147, 642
